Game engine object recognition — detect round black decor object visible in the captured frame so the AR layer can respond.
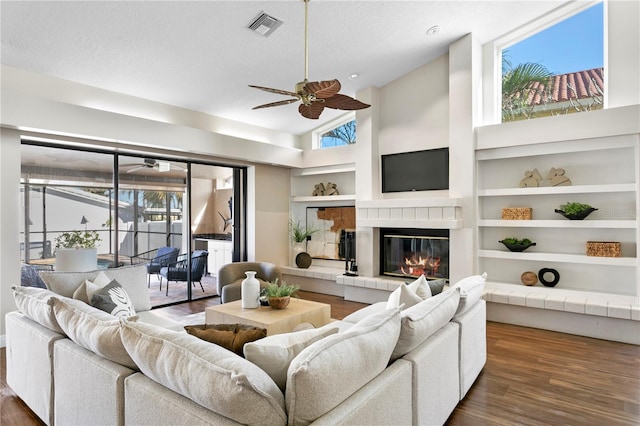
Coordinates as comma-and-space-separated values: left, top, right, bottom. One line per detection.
538, 268, 560, 287
295, 252, 312, 269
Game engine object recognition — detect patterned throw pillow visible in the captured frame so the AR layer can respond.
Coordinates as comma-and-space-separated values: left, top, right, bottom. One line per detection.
90, 279, 137, 318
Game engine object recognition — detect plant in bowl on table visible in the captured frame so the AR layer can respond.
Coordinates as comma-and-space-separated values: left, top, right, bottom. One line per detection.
554, 201, 598, 220
499, 237, 536, 252
262, 279, 299, 309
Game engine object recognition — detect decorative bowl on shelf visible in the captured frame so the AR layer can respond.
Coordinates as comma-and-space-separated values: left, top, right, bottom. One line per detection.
554, 202, 597, 220
499, 239, 536, 252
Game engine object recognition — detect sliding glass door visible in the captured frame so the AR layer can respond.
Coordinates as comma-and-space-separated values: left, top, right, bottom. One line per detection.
20, 141, 246, 308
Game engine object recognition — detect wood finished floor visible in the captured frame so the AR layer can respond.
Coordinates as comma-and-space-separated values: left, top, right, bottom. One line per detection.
2, 291, 639, 426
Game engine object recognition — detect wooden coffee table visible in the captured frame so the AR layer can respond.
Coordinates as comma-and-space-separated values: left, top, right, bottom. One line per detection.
205, 298, 331, 335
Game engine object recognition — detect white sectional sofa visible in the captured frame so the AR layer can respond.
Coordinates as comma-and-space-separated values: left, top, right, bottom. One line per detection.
6, 264, 486, 426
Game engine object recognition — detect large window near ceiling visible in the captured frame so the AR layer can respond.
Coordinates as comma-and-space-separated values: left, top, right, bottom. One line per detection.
501, 2, 604, 122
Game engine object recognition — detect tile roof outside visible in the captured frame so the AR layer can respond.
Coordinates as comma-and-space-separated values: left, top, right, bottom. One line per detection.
527, 67, 604, 106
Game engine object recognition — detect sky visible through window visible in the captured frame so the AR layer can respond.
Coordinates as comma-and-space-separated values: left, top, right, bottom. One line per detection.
505, 2, 603, 75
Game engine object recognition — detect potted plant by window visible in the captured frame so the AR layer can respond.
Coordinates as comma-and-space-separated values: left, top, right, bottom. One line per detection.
262, 279, 299, 309
54, 230, 102, 272
554, 202, 598, 220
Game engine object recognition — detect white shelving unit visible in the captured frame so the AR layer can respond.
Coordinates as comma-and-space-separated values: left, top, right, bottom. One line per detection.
476, 135, 639, 302
290, 164, 356, 203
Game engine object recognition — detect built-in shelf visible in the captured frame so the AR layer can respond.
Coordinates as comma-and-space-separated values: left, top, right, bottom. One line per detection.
290, 164, 355, 177
479, 249, 637, 266
291, 194, 356, 203
477, 183, 636, 197
478, 219, 636, 229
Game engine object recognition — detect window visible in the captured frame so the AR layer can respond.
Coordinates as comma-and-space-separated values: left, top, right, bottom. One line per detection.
314, 114, 357, 149
501, 2, 604, 122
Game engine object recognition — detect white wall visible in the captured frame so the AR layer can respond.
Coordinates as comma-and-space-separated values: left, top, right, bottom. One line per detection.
0, 129, 21, 344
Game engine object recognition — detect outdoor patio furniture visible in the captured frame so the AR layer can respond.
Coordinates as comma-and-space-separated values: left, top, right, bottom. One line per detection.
159, 250, 208, 296
131, 246, 180, 288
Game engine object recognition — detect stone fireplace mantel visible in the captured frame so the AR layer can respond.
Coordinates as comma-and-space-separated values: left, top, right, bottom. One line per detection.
356, 198, 463, 229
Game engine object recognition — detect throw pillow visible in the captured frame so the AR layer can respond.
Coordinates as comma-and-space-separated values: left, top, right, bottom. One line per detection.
11, 285, 64, 334
20, 263, 47, 288
450, 272, 487, 317
341, 301, 387, 324
184, 323, 267, 357
120, 321, 286, 426
286, 307, 401, 425
244, 326, 339, 391
387, 274, 432, 309
391, 288, 461, 360
427, 278, 447, 296
91, 279, 137, 318
50, 296, 137, 369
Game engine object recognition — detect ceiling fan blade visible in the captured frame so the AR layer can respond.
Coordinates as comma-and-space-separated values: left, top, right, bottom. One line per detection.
125, 165, 146, 174
323, 93, 371, 111
305, 79, 341, 99
253, 99, 300, 110
249, 85, 298, 97
299, 103, 325, 119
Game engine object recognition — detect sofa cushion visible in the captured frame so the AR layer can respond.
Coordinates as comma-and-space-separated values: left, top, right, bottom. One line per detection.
387, 275, 431, 309
91, 280, 137, 319
184, 323, 267, 357
341, 301, 387, 323
427, 278, 447, 296
244, 326, 339, 391
120, 321, 286, 426
40, 264, 151, 312
391, 288, 461, 360
72, 271, 112, 304
11, 286, 64, 334
450, 273, 487, 317
50, 296, 137, 369
286, 307, 401, 426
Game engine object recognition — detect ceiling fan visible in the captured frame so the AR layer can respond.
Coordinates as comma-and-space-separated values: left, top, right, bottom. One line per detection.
249, 0, 370, 120
120, 158, 186, 174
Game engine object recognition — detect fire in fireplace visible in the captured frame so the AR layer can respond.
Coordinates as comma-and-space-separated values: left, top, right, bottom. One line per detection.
380, 228, 449, 281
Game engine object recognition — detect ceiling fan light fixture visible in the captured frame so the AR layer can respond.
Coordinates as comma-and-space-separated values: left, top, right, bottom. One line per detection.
248, 0, 370, 119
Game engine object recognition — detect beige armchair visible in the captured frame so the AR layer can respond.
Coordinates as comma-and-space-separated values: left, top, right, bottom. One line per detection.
217, 262, 281, 303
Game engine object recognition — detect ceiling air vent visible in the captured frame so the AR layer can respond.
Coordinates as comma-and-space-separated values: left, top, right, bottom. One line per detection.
248, 11, 283, 37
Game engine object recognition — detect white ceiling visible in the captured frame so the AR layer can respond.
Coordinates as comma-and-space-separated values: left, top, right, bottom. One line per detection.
1, 0, 569, 136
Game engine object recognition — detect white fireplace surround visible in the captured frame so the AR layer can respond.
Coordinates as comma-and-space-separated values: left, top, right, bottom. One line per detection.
356, 198, 463, 230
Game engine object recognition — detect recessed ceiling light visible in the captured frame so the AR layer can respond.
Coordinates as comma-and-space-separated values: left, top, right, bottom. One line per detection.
426, 25, 440, 36
348, 73, 359, 80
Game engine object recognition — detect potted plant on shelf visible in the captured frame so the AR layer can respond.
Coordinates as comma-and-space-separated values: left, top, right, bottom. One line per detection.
289, 219, 317, 244
54, 230, 102, 272
554, 202, 598, 220
262, 279, 299, 309
499, 237, 536, 252
289, 219, 317, 265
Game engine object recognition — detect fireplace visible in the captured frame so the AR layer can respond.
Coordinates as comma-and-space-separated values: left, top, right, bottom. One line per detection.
380, 228, 449, 281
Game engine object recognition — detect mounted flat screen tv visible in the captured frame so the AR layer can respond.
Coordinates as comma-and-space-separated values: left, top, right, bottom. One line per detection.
381, 147, 449, 193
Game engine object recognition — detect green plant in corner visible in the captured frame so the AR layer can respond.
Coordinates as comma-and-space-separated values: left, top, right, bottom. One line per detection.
54, 230, 101, 252
289, 219, 317, 243
263, 279, 299, 298
558, 202, 594, 215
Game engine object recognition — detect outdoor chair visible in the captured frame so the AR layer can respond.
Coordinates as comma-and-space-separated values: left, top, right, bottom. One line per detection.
159, 250, 208, 296
131, 246, 180, 289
